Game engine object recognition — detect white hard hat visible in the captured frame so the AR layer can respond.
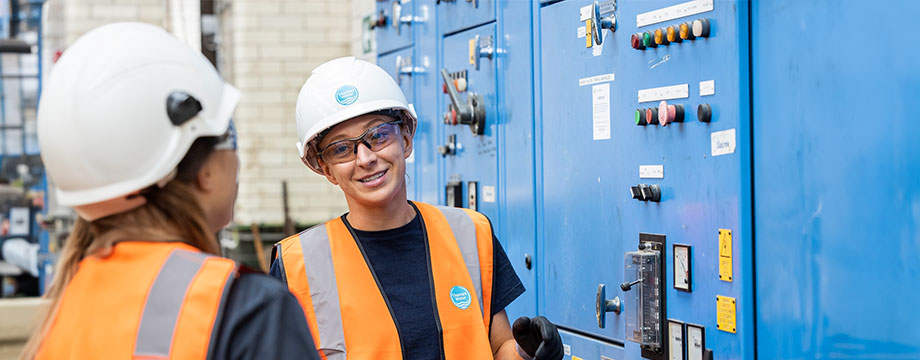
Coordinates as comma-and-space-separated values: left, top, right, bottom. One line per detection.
295, 57, 417, 175
38, 22, 239, 220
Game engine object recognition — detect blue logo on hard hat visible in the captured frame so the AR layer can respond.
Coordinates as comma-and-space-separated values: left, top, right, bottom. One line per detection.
449, 286, 472, 309
335, 85, 359, 105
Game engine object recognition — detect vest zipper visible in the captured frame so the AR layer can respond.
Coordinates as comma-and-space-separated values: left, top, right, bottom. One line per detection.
341, 215, 409, 360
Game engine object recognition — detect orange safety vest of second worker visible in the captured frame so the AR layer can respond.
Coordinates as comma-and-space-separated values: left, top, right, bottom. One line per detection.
274, 201, 495, 360
37, 241, 238, 360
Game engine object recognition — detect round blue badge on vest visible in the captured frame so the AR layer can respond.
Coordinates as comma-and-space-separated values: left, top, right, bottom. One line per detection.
449, 286, 472, 309
335, 85, 359, 105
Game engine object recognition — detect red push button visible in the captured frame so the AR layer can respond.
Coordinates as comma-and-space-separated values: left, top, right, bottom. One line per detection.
631, 33, 646, 50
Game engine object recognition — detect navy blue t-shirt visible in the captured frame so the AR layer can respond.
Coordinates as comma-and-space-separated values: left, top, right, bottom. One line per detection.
270, 213, 524, 359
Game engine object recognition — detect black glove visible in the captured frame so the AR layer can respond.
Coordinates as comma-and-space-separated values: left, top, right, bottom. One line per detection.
512, 316, 564, 360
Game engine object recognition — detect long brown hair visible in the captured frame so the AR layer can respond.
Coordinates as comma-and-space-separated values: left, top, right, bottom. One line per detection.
20, 137, 221, 359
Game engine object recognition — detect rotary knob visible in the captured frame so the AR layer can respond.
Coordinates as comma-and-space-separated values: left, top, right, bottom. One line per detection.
698, 103, 712, 123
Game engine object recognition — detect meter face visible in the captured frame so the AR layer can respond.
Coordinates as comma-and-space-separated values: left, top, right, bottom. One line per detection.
673, 244, 691, 291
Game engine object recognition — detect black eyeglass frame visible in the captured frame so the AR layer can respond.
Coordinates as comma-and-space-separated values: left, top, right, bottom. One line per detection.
317, 120, 404, 164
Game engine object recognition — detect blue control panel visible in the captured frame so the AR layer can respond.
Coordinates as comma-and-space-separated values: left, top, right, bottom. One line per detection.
377, 0, 920, 358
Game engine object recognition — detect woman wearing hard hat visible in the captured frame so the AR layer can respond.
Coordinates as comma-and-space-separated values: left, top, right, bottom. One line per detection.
21, 23, 319, 359
270, 57, 563, 360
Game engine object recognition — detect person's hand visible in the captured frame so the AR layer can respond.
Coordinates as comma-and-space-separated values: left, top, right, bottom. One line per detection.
512, 316, 563, 360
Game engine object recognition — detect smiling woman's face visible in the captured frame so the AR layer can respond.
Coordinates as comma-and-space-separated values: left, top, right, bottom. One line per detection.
318, 113, 413, 210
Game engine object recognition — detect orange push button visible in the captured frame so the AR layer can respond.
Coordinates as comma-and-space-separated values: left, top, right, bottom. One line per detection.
666, 25, 681, 43
679, 22, 695, 40
654, 28, 669, 46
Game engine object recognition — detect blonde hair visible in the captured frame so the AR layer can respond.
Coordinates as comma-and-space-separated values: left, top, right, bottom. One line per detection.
20, 137, 221, 359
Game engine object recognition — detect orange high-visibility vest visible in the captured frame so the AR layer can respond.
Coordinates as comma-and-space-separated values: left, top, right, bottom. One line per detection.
37, 241, 238, 360
275, 201, 495, 360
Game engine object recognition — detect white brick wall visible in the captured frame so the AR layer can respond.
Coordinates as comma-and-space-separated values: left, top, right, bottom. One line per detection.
42, 0, 359, 226
220, 0, 354, 225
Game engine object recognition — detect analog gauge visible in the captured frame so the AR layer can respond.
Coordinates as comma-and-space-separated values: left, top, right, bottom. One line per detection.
673, 244, 691, 291
686, 323, 706, 360
668, 319, 685, 360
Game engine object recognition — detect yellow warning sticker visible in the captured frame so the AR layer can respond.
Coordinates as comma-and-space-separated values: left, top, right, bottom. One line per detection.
573, 357, 583, 360
716, 295, 737, 333
469, 38, 476, 65
719, 229, 733, 282
585, 19, 593, 48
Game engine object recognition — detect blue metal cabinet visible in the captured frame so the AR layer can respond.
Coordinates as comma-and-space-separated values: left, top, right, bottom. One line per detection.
753, 1, 920, 358
437, 0, 495, 35
376, 0, 417, 54
378, 48, 420, 200
439, 23, 500, 224
538, 0, 752, 358
410, 0, 441, 204
493, 0, 538, 321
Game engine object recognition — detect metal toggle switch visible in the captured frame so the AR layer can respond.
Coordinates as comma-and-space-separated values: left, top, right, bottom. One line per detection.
437, 134, 458, 157
596, 284, 622, 328
395, 55, 426, 85
391, 1, 428, 35
441, 68, 486, 135
471, 34, 494, 71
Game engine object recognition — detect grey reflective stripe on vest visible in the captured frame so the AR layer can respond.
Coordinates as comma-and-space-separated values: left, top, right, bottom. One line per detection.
436, 206, 485, 316
134, 249, 208, 358
298, 225, 347, 359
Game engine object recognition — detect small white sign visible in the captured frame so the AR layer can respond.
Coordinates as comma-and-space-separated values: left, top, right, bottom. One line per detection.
592, 83, 611, 140
638, 83, 689, 103
580, 4, 593, 21
711, 129, 737, 156
637, 0, 714, 28
579, 73, 615, 86
482, 186, 496, 203
9, 207, 29, 235
700, 80, 715, 96
563, 344, 572, 356
640, 165, 664, 179
577, 25, 587, 38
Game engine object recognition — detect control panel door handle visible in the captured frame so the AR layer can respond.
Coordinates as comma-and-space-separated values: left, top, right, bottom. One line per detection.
596, 284, 621, 328
440, 68, 486, 135
590, 1, 617, 46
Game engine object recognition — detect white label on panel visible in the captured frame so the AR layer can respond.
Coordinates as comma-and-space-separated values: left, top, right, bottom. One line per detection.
563, 344, 572, 356
640, 165, 664, 179
579, 73, 615, 86
482, 186, 496, 203
637, 83, 689, 103
711, 128, 737, 156
592, 83, 611, 140
580, 4, 593, 21
637, 0, 714, 28
9, 207, 29, 235
700, 80, 715, 96
600, 357, 615, 360
577, 25, 587, 38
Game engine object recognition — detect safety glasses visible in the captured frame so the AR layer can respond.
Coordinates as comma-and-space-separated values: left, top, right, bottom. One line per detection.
318, 121, 403, 164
